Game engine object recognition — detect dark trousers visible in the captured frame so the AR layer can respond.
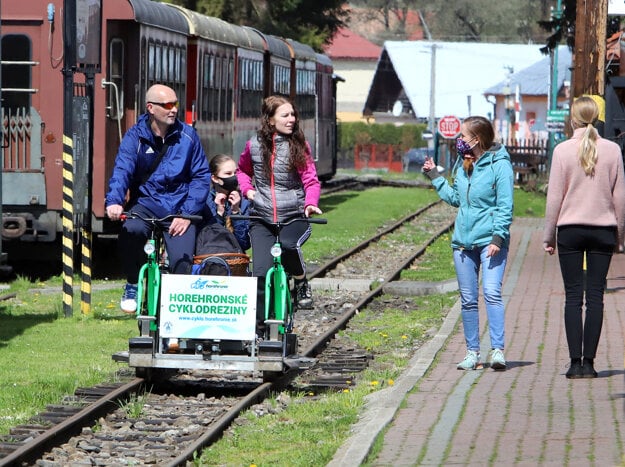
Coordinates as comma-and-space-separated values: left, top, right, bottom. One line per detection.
250, 219, 311, 330
557, 225, 615, 360
118, 204, 196, 283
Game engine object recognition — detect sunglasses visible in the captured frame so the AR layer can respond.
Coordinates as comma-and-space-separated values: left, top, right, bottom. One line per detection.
148, 101, 178, 110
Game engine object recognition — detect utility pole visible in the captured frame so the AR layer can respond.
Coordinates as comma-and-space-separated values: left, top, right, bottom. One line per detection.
572, 0, 607, 98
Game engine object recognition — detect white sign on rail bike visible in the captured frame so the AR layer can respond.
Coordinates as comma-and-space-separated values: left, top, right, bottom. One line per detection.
160, 274, 257, 340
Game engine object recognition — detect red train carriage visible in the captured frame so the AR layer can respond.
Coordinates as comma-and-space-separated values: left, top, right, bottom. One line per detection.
0, 0, 337, 265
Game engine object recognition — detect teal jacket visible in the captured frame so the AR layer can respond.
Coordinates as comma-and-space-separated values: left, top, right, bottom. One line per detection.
427, 143, 514, 250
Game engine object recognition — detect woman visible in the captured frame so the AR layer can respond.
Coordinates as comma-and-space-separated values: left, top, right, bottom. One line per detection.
543, 96, 625, 379
423, 116, 514, 371
237, 95, 322, 334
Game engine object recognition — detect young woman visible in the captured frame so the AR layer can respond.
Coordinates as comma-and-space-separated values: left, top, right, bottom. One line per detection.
423, 116, 514, 371
237, 95, 322, 334
543, 96, 625, 379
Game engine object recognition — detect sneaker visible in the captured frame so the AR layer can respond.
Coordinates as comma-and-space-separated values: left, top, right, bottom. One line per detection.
566, 360, 584, 379
457, 350, 481, 370
488, 348, 507, 371
120, 283, 138, 314
582, 360, 598, 378
295, 279, 313, 309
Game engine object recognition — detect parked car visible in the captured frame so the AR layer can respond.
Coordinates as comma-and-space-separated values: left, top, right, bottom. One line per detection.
403, 147, 429, 172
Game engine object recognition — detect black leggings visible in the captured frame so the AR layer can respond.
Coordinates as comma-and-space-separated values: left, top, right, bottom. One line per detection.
249, 218, 312, 330
557, 225, 615, 360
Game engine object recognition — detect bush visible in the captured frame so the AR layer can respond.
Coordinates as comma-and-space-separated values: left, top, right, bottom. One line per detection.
338, 122, 428, 151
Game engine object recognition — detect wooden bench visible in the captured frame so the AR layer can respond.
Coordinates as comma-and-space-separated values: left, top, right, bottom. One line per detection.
509, 151, 547, 185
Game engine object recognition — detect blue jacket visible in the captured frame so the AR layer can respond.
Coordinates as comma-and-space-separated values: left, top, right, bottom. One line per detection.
105, 114, 211, 219
203, 190, 251, 251
429, 144, 514, 250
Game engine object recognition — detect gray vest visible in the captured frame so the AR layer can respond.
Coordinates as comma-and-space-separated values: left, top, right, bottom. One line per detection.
248, 136, 306, 221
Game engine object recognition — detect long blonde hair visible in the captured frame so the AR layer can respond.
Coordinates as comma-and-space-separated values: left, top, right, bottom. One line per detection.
570, 96, 599, 176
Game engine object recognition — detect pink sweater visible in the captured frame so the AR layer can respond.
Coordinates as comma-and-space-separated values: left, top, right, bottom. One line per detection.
543, 127, 625, 247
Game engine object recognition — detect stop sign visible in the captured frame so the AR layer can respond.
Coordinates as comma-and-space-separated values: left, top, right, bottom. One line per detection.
437, 115, 461, 139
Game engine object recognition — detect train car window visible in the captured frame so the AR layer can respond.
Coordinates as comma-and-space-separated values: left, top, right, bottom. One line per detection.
148, 42, 155, 81
226, 57, 234, 121
180, 47, 187, 83
162, 45, 168, 82
155, 44, 162, 81
169, 47, 175, 84
107, 38, 124, 120
1, 34, 33, 112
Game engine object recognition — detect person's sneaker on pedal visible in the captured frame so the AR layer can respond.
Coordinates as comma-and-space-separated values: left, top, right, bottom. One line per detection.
294, 279, 313, 309
457, 350, 481, 370
488, 348, 506, 371
120, 283, 138, 314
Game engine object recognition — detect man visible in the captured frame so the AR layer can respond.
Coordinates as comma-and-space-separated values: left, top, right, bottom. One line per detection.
105, 84, 211, 313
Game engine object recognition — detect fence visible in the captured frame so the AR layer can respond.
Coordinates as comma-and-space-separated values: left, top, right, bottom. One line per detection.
353, 144, 403, 172
504, 138, 549, 185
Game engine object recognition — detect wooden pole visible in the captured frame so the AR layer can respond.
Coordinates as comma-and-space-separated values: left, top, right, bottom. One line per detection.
572, 0, 607, 98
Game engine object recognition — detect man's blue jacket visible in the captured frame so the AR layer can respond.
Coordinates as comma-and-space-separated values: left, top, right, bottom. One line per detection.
105, 114, 211, 219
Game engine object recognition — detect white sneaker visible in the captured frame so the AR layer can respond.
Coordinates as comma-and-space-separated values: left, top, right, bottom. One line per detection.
120, 283, 138, 314
457, 350, 481, 370
488, 348, 506, 371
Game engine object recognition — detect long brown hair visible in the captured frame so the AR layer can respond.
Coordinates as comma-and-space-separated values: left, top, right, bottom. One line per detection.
258, 95, 308, 177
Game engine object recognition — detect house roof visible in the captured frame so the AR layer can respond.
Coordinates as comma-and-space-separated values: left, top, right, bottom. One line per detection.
324, 27, 382, 60
483, 46, 572, 96
364, 41, 546, 120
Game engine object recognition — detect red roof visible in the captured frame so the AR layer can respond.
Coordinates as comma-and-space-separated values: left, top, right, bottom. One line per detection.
324, 28, 382, 60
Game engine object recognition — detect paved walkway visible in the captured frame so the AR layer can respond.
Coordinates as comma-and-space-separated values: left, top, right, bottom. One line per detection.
329, 217, 625, 466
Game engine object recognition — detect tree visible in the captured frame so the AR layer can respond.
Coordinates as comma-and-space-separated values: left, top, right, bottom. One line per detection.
163, 0, 350, 51
352, 0, 552, 44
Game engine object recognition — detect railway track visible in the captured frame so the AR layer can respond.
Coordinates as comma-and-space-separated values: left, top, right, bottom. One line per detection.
0, 199, 456, 466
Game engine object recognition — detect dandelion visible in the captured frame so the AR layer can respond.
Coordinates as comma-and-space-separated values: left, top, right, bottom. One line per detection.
370, 380, 379, 387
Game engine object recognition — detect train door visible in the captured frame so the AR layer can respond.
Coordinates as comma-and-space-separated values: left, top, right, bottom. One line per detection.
1, 18, 60, 245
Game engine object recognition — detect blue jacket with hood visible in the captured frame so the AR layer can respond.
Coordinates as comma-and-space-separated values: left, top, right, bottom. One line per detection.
427, 143, 514, 250
105, 114, 211, 219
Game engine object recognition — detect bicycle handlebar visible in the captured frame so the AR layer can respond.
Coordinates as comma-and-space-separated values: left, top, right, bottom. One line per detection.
230, 214, 327, 228
121, 211, 204, 223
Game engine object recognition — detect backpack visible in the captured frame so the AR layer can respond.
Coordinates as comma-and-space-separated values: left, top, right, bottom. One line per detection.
192, 222, 244, 276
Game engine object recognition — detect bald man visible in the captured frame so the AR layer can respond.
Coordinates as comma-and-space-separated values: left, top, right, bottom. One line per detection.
105, 84, 211, 313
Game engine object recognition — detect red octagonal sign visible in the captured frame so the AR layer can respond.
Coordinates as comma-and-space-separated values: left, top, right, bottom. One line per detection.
438, 115, 461, 139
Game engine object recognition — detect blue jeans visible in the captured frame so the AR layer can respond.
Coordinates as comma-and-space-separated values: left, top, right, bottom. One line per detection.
453, 246, 508, 351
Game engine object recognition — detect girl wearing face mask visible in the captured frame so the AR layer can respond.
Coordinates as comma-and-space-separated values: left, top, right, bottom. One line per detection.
201, 154, 251, 251
423, 116, 514, 372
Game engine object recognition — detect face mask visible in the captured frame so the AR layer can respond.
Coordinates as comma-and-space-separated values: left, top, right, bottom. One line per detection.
216, 175, 239, 193
456, 138, 476, 156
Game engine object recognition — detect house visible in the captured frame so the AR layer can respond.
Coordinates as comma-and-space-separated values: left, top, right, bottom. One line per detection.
484, 45, 572, 141
324, 27, 382, 122
363, 41, 546, 125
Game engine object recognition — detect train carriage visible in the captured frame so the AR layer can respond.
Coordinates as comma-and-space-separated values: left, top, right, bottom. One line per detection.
0, 0, 337, 265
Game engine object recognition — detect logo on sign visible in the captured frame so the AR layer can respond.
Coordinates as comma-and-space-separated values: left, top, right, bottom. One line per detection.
438, 116, 461, 139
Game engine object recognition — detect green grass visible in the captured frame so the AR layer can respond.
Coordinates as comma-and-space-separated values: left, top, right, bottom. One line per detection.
514, 186, 546, 218
0, 278, 136, 434
310, 186, 440, 263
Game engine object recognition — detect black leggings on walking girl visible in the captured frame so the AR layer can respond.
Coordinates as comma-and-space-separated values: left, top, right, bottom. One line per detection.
557, 225, 616, 360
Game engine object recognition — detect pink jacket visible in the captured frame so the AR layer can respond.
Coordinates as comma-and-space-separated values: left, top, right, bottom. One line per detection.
543, 127, 625, 247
